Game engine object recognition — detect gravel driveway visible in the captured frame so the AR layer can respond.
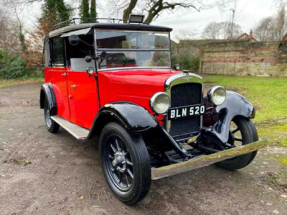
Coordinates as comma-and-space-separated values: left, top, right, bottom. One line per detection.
0, 82, 286, 215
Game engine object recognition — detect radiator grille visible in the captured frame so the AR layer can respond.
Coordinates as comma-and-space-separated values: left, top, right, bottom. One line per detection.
169, 83, 202, 139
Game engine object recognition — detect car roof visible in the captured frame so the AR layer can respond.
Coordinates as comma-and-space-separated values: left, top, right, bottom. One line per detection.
49, 23, 173, 38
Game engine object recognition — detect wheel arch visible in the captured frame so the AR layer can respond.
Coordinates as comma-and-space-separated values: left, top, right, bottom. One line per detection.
40, 83, 57, 115
88, 102, 158, 139
208, 91, 256, 143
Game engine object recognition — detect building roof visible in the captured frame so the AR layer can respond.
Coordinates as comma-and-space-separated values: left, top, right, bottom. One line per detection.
49, 23, 173, 38
237, 32, 257, 42
282, 33, 287, 40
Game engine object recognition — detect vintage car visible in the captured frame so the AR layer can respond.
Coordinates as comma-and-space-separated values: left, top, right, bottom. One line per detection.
40, 16, 267, 205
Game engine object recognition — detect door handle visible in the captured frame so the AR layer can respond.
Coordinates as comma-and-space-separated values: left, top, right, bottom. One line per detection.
61, 73, 67, 76
70, 84, 79, 88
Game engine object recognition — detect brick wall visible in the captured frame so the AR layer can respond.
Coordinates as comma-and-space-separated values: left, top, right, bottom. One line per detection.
200, 40, 287, 76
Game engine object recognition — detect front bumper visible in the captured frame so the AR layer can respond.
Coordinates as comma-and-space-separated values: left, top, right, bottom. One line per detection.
151, 138, 267, 180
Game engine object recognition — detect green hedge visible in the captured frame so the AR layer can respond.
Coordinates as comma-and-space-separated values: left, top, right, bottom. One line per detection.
172, 52, 200, 72
0, 50, 35, 79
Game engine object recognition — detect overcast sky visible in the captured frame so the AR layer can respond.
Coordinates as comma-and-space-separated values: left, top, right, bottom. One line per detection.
153, 0, 278, 39
18, 0, 279, 40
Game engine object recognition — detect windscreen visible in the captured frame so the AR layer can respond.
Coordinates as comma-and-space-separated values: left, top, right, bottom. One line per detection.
95, 30, 171, 69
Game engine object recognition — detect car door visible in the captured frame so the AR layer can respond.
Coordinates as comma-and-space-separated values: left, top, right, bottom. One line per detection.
66, 63, 99, 129
45, 37, 69, 120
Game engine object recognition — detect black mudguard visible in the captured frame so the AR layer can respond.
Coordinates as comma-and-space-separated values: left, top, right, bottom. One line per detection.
89, 102, 190, 158
209, 91, 255, 143
89, 102, 158, 138
40, 83, 57, 115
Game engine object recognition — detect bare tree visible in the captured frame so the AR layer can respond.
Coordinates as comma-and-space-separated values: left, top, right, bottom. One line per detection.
108, 0, 235, 24
202, 22, 242, 40
174, 28, 201, 41
254, 17, 275, 41
275, 5, 287, 39
0, 8, 21, 52
202, 22, 224, 39
254, 5, 287, 41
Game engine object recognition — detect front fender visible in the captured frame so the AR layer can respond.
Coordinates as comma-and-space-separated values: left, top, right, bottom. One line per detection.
40, 83, 57, 115
89, 102, 158, 138
208, 91, 255, 143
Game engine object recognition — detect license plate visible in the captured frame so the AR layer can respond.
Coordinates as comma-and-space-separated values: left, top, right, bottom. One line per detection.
168, 104, 205, 120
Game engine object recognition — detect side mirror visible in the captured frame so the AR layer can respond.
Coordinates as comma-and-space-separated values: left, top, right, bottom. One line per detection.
173, 64, 180, 71
100, 51, 107, 59
85, 55, 92, 63
68, 35, 80, 46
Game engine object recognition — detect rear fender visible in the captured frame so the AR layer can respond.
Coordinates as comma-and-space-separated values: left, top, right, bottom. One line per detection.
40, 83, 57, 115
207, 91, 255, 143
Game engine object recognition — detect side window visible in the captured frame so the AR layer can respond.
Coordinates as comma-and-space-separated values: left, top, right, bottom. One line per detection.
43, 37, 51, 67
52, 37, 64, 66
66, 35, 95, 71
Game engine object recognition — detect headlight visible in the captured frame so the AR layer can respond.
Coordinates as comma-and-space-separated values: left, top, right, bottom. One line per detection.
207, 86, 226, 106
150, 92, 170, 114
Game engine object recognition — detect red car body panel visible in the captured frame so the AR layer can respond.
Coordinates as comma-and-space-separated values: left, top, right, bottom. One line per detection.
66, 68, 99, 129
98, 69, 181, 114
45, 67, 181, 129
44, 67, 70, 120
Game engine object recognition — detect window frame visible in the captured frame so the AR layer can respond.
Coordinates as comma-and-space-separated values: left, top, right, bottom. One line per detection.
50, 36, 66, 67
94, 29, 172, 71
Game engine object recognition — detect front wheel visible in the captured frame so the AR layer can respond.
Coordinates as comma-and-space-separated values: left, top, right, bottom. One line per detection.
99, 122, 151, 205
216, 116, 258, 171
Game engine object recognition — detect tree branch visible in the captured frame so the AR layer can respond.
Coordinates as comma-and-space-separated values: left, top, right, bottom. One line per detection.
123, 0, 138, 22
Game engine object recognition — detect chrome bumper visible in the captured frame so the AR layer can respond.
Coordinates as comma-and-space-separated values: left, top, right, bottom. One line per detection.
151, 138, 267, 180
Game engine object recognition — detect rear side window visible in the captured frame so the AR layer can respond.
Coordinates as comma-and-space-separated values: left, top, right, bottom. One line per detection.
52, 37, 64, 66
43, 37, 51, 67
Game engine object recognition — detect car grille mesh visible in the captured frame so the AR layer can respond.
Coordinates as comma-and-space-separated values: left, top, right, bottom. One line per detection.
169, 83, 202, 139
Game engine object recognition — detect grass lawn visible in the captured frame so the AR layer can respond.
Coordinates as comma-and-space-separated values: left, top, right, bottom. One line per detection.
0, 76, 44, 88
202, 75, 287, 147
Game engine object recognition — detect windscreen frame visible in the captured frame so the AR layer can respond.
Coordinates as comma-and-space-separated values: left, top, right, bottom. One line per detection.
94, 29, 172, 71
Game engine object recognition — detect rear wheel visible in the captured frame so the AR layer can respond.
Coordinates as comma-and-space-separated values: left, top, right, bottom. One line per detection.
44, 98, 59, 133
216, 116, 258, 171
99, 122, 151, 205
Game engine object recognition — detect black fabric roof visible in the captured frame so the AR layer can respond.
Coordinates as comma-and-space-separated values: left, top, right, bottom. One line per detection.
49, 23, 173, 38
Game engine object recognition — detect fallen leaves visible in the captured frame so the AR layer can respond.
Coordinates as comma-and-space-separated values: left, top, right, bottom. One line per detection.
13, 159, 31, 166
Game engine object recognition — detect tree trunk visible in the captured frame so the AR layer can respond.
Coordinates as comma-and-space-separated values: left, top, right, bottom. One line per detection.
123, 0, 137, 23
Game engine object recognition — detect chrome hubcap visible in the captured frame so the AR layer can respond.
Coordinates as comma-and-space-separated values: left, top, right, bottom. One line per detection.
106, 136, 134, 191
45, 109, 52, 127
112, 151, 127, 173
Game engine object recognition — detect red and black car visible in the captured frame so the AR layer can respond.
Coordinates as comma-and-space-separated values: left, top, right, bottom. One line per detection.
40, 16, 267, 205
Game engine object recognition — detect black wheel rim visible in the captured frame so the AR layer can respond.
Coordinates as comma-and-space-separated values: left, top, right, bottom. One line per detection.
104, 135, 134, 192
45, 108, 52, 128
229, 120, 244, 147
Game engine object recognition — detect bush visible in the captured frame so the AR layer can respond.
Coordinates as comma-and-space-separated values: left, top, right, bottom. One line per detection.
0, 49, 35, 79
172, 52, 200, 72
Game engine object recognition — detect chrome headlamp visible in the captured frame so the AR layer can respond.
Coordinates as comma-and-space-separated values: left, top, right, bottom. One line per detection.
207, 86, 226, 106
150, 92, 170, 114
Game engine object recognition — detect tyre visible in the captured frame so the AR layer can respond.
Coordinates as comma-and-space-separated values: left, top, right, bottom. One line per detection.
99, 122, 151, 205
44, 98, 60, 133
215, 116, 258, 171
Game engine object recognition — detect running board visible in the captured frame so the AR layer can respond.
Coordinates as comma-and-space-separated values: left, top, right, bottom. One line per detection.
51, 116, 89, 140
151, 138, 268, 180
